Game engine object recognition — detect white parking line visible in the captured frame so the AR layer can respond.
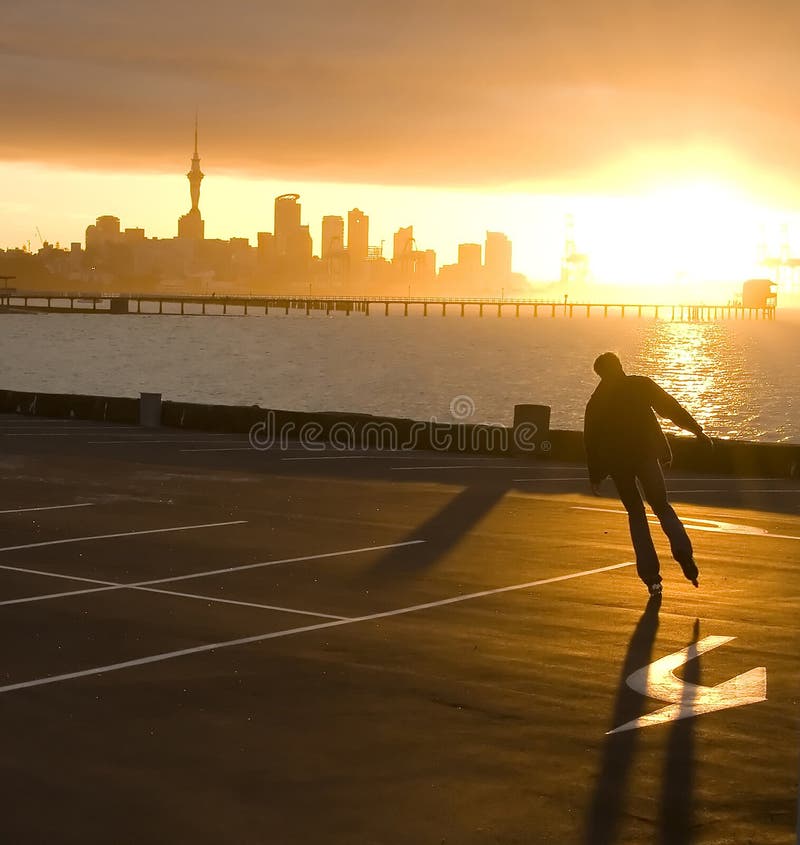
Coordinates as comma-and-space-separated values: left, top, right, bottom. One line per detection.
143, 540, 427, 585
0, 427, 139, 434
0, 422, 78, 426
86, 432, 235, 437
88, 439, 249, 445
0, 520, 247, 553
0, 503, 94, 515
668, 489, 800, 494
0, 420, 86, 425
573, 506, 800, 540
280, 455, 371, 461
0, 540, 426, 607
3, 433, 72, 437
2, 430, 141, 438
137, 587, 348, 620
184, 449, 540, 462
278, 454, 481, 462
515, 476, 786, 485
691, 509, 800, 524
0, 560, 634, 694
181, 446, 346, 454
392, 465, 537, 471
514, 477, 588, 482
670, 477, 784, 482
0, 415, 138, 429
181, 447, 255, 453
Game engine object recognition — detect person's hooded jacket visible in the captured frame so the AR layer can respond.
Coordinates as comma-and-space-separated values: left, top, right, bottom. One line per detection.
584, 374, 703, 484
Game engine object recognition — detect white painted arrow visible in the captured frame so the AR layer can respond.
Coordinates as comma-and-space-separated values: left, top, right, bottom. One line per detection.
608, 635, 767, 734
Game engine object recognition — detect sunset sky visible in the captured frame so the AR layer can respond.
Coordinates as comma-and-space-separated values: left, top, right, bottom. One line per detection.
3, 0, 800, 288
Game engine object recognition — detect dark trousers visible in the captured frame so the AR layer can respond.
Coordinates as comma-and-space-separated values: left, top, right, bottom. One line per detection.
611, 459, 693, 586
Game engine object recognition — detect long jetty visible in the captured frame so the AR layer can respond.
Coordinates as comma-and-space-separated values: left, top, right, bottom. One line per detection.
0, 290, 777, 320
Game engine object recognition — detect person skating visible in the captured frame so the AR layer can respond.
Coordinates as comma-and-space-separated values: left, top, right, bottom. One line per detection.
584, 352, 714, 597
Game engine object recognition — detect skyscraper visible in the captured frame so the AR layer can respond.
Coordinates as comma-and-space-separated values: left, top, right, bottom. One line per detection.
416, 249, 437, 283
458, 242, 482, 273
321, 216, 345, 259
347, 209, 369, 262
289, 225, 313, 266
393, 226, 413, 262
178, 117, 205, 240
485, 231, 512, 278
274, 193, 302, 257
86, 215, 121, 250
257, 231, 276, 271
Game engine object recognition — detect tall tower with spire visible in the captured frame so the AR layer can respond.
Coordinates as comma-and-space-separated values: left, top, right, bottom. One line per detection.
178, 116, 205, 240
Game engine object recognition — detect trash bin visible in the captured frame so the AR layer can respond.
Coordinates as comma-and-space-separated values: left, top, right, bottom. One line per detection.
512, 404, 551, 455
139, 392, 162, 428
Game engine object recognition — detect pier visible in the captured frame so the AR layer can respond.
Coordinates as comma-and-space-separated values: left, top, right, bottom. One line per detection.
0, 290, 777, 320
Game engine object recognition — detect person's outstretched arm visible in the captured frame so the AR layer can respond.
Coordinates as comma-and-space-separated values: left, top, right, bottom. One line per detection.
645, 378, 712, 444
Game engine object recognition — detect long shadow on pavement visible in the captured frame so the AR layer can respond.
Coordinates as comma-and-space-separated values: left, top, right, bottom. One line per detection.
584, 609, 702, 844
367, 479, 511, 580
659, 619, 700, 845
583, 597, 661, 844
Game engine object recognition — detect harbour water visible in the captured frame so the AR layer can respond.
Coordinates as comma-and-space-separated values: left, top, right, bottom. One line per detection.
2, 310, 798, 442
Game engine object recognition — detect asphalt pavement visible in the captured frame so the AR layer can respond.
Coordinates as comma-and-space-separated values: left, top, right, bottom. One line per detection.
0, 414, 797, 844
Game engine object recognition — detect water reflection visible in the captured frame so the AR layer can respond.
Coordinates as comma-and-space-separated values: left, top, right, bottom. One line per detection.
635, 322, 762, 441
1, 312, 797, 442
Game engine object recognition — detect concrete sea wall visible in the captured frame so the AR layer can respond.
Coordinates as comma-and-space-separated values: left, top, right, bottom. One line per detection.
1, 388, 798, 479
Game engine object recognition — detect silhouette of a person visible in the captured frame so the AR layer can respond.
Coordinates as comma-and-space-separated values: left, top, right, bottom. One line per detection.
584, 352, 713, 597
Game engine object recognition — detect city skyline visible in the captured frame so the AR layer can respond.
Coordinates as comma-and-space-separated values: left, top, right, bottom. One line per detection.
2, 129, 536, 299
5, 129, 800, 297
76, 128, 526, 296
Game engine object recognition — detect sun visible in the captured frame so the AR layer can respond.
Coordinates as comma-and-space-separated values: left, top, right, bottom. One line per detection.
574, 178, 771, 301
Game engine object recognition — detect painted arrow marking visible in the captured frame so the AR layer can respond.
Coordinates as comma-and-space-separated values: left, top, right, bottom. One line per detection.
609, 635, 767, 734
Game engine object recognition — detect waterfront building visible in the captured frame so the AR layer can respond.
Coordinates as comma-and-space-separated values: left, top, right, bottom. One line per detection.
416, 249, 437, 284
457, 242, 482, 273
321, 215, 349, 283
85, 215, 121, 250
321, 216, 345, 259
288, 225, 313, 266
257, 231, 276, 272
274, 193, 302, 257
393, 226, 413, 262
347, 209, 369, 262
485, 231, 512, 279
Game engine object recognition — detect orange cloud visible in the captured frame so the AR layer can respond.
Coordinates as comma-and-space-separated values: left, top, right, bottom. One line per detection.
2, 1, 800, 192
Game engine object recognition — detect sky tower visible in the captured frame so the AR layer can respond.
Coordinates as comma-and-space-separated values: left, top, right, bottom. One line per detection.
178, 115, 205, 240
188, 116, 203, 211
